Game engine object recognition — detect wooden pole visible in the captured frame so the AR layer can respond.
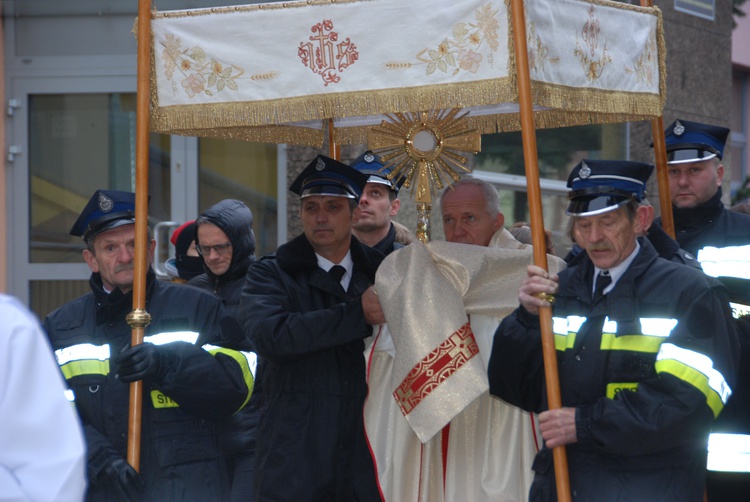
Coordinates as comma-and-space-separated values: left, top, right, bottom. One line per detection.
651, 115, 674, 237
127, 0, 154, 471
328, 118, 341, 160
509, 0, 571, 500
640, 0, 674, 238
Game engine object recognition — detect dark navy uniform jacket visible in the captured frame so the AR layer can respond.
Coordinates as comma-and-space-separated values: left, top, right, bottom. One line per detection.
45, 269, 253, 501
489, 239, 739, 502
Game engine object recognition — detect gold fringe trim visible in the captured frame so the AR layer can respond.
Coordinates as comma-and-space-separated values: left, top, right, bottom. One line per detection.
168, 124, 325, 147
150, 78, 519, 133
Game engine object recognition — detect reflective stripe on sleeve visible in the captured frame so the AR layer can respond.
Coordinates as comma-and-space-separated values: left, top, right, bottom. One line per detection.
655, 343, 732, 417
203, 345, 256, 411
707, 433, 750, 472
697, 245, 750, 280
144, 331, 200, 346
54, 343, 110, 379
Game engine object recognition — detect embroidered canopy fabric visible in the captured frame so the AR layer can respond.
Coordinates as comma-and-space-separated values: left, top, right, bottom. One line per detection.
150, 0, 665, 146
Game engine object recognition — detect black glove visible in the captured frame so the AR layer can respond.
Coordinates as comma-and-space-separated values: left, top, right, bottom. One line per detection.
100, 457, 144, 502
117, 342, 162, 383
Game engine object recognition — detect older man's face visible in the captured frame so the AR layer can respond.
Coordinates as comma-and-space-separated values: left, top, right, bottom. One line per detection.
574, 205, 648, 270
83, 224, 155, 294
441, 184, 503, 247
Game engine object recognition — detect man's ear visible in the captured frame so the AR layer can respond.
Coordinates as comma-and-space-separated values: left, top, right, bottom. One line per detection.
389, 198, 401, 217
494, 212, 505, 232
147, 238, 156, 265
352, 205, 362, 222
634, 205, 651, 236
83, 248, 99, 273
716, 162, 725, 185
642, 204, 655, 231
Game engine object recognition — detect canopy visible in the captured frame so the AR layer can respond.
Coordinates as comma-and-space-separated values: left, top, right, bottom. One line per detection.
150, 0, 665, 146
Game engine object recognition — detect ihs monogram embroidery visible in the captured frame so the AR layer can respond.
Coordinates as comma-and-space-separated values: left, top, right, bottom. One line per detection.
298, 20, 359, 86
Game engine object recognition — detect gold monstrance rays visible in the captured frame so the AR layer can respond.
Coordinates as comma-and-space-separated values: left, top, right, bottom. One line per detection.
368, 109, 481, 243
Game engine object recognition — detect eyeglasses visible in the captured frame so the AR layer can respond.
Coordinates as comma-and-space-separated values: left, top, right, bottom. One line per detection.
196, 242, 232, 256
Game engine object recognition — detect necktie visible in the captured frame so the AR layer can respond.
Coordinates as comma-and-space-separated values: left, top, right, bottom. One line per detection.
593, 272, 612, 302
328, 265, 346, 282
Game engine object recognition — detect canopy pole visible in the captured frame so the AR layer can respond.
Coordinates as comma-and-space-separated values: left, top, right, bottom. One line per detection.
509, 0, 571, 500
327, 119, 341, 160
651, 115, 674, 237
127, 0, 154, 471
640, 0, 674, 238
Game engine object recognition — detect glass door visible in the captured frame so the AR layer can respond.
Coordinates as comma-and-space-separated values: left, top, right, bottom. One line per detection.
9, 77, 282, 319
8, 76, 174, 317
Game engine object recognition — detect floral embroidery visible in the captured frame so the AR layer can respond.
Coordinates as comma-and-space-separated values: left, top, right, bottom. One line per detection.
527, 21, 560, 74
298, 20, 359, 86
626, 32, 657, 87
160, 33, 245, 98
384, 3, 499, 76
573, 6, 611, 82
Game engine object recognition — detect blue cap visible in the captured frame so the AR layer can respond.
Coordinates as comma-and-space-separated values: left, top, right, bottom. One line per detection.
70, 190, 140, 241
664, 119, 730, 164
566, 160, 654, 216
290, 155, 368, 200
349, 150, 403, 192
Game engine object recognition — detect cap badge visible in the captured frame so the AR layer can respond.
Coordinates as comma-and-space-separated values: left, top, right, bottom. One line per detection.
98, 192, 114, 213
315, 158, 326, 171
364, 152, 375, 163
674, 120, 685, 136
579, 162, 591, 179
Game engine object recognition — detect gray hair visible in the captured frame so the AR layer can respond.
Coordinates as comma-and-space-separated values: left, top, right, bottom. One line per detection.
439, 178, 501, 217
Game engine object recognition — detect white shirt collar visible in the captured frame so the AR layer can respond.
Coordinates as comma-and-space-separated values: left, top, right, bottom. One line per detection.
316, 251, 354, 291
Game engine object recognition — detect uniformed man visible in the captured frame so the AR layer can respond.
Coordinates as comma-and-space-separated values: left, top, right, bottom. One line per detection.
656, 119, 750, 257
44, 189, 254, 502
489, 160, 739, 501
349, 150, 406, 255
654, 119, 750, 501
240, 156, 384, 501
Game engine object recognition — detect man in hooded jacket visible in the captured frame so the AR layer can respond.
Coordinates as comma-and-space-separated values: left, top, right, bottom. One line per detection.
189, 198, 260, 502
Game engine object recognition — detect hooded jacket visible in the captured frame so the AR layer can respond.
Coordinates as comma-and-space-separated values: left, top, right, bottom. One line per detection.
189, 199, 257, 319
189, 199, 260, 464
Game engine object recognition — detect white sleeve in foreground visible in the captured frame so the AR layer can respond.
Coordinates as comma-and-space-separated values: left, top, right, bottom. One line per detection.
0, 295, 87, 502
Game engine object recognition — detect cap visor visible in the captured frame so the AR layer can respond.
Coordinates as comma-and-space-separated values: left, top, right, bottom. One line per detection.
85, 217, 136, 241
566, 195, 629, 216
667, 149, 718, 164
300, 185, 357, 199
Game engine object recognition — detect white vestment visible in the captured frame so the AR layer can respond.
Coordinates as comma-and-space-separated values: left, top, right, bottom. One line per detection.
365, 229, 565, 501
0, 294, 87, 501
